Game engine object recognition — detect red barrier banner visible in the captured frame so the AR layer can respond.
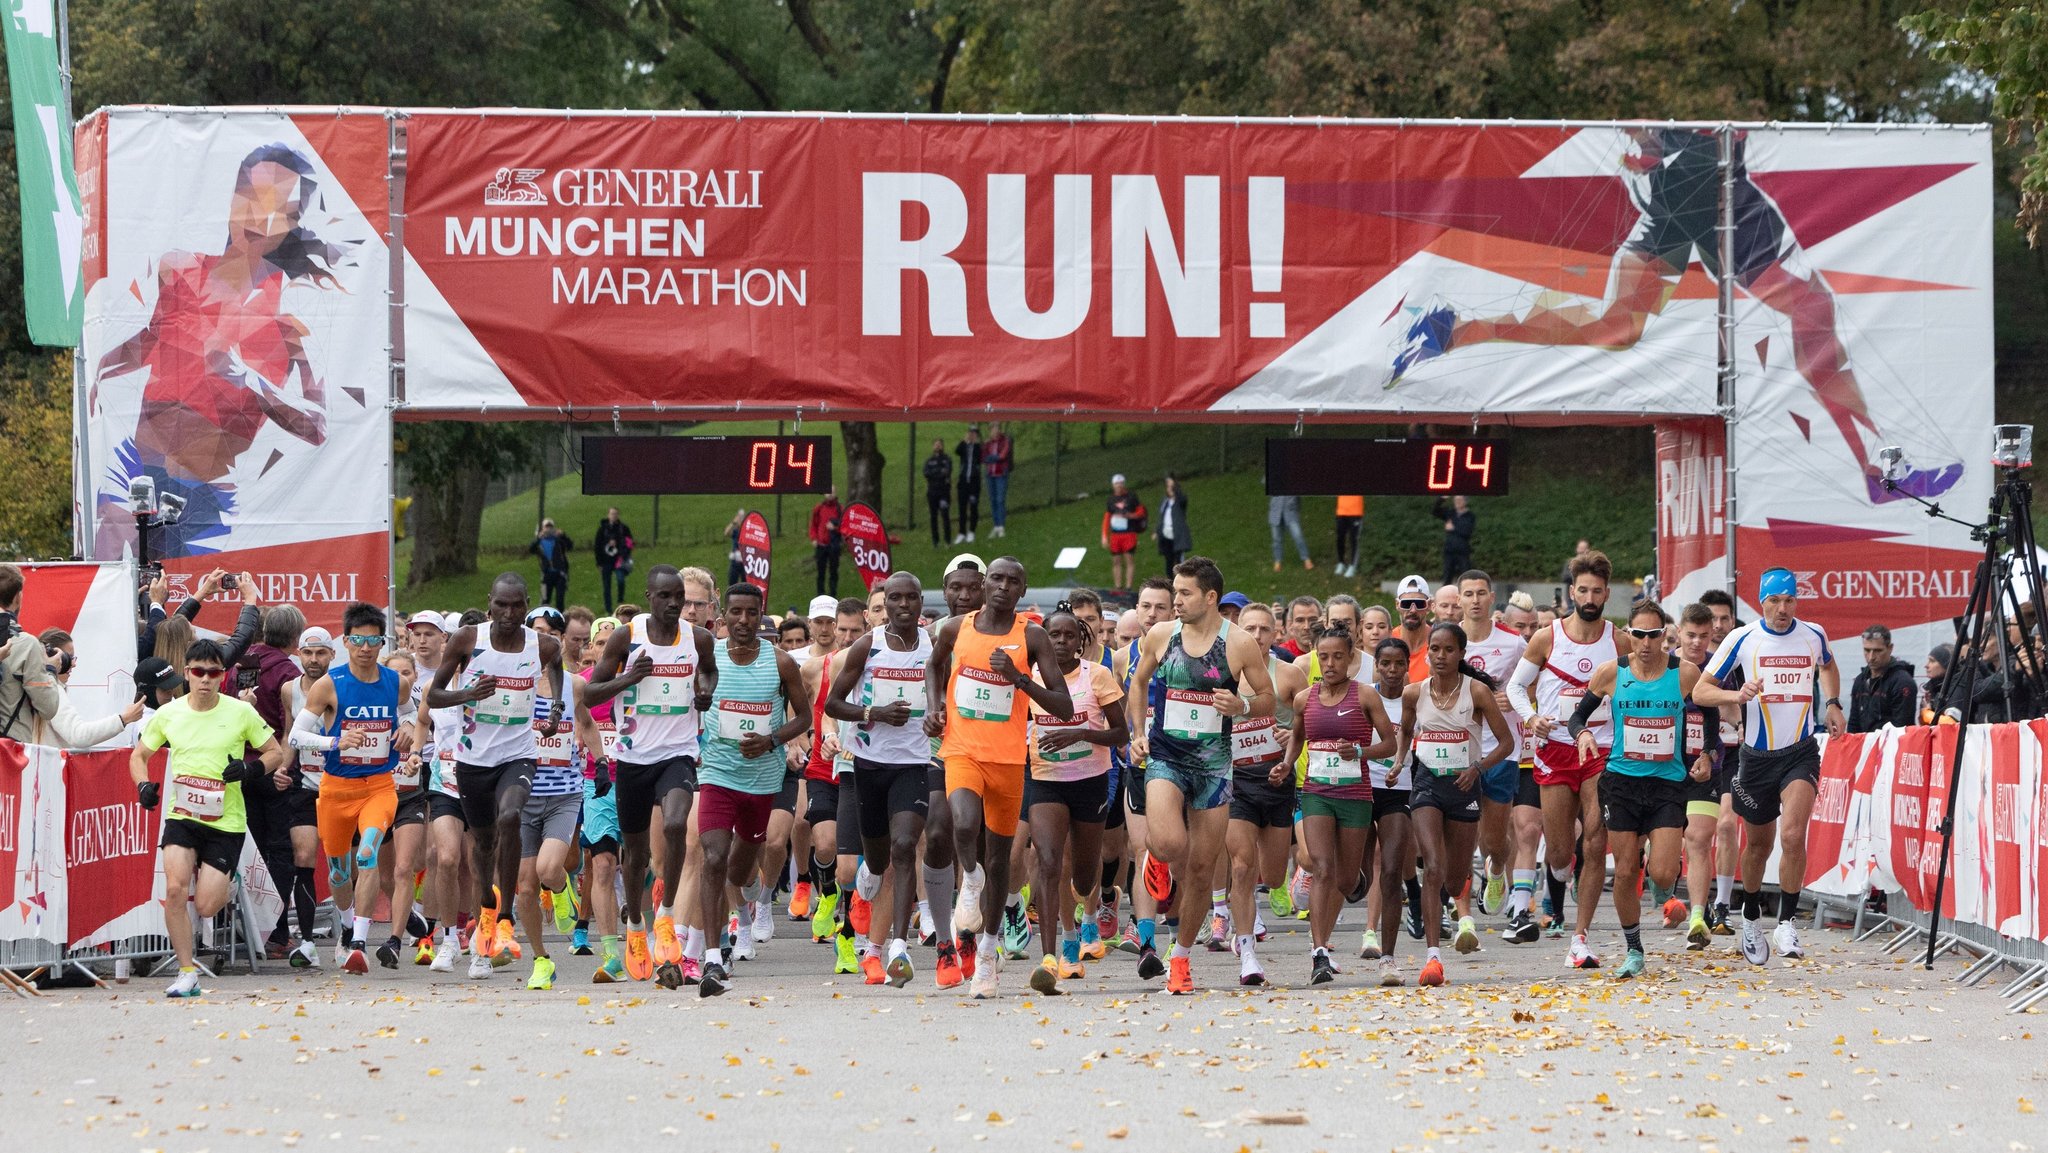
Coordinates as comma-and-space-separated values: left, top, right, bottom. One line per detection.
0, 740, 27, 921
737, 512, 772, 602
842, 502, 891, 591
1887, 725, 1935, 909
1987, 722, 2025, 933
0, 741, 67, 944
1804, 732, 1862, 891
63, 747, 164, 945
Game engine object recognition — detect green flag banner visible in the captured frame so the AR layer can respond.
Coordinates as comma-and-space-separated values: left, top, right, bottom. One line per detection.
3, 0, 81, 346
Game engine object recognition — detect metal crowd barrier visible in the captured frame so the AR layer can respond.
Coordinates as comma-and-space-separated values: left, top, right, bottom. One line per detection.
1812, 886, 2048, 1014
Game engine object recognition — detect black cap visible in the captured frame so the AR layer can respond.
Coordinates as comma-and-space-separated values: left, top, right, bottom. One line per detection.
134, 656, 184, 697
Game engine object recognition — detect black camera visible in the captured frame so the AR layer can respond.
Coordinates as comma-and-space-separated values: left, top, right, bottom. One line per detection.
222, 573, 240, 592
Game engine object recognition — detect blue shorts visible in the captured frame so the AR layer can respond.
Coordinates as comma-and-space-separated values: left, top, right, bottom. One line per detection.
1480, 760, 1519, 805
581, 775, 621, 849
1144, 758, 1232, 812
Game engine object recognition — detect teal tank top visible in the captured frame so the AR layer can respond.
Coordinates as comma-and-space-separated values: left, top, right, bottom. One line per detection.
699, 640, 787, 794
1605, 662, 1686, 781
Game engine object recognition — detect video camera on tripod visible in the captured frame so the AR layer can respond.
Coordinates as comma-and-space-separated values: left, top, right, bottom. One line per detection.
128, 476, 186, 587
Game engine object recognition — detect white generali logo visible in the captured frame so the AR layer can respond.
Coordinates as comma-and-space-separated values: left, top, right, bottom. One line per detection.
484, 167, 548, 206
1788, 568, 1974, 601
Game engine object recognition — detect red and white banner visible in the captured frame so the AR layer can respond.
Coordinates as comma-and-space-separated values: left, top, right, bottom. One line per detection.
15, 560, 143, 730
737, 512, 771, 602
0, 741, 65, 944
842, 501, 891, 590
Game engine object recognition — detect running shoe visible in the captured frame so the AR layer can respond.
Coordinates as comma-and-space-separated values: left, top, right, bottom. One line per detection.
407, 905, 431, 941
732, 922, 758, 963
934, 942, 964, 989
1388, 301, 1456, 386
958, 934, 979, 981
376, 936, 401, 969
1030, 955, 1061, 996
1079, 922, 1107, 962
1239, 949, 1267, 987
956, 869, 987, 934
1453, 916, 1481, 955
1002, 905, 1032, 959
431, 938, 457, 973
468, 951, 493, 979
1310, 950, 1336, 985
343, 947, 370, 974
1482, 873, 1506, 916
1136, 945, 1166, 981
681, 957, 702, 985
1095, 903, 1121, 950
850, 891, 873, 937
1687, 910, 1711, 951
1504, 910, 1540, 944
1253, 911, 1268, 942
334, 931, 353, 970
1405, 887, 1425, 940
1114, 925, 1143, 955
861, 950, 886, 985
1615, 949, 1646, 980
414, 937, 435, 966
1360, 930, 1383, 960
1661, 897, 1688, 930
1142, 851, 1173, 904
1418, 956, 1446, 986
1378, 958, 1404, 987
544, 885, 575, 937
699, 960, 730, 998
811, 890, 841, 942
1740, 916, 1772, 966
1268, 881, 1294, 920
1710, 902, 1734, 936
570, 926, 591, 956
833, 933, 859, 975
1060, 940, 1087, 980
1166, 954, 1195, 995
887, 942, 915, 988
165, 970, 203, 998
1205, 911, 1231, 952
291, 941, 319, 969
789, 880, 813, 921
1771, 920, 1806, 959
1568, 934, 1601, 969
1191, 915, 1213, 948
654, 960, 685, 990
652, 915, 682, 967
593, 951, 624, 984
1289, 867, 1312, 917
624, 928, 654, 981
527, 956, 556, 990
970, 949, 1001, 999
753, 899, 776, 944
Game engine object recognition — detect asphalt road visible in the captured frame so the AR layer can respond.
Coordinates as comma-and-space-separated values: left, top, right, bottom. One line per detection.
5, 907, 2042, 1152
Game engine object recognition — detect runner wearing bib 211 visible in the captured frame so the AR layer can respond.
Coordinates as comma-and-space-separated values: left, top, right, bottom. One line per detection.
1692, 566, 1843, 967
1125, 555, 1277, 996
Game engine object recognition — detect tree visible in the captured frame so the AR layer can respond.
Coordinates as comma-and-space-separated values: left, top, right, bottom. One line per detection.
1906, 3, 2048, 241
397, 422, 539, 587
0, 352, 76, 557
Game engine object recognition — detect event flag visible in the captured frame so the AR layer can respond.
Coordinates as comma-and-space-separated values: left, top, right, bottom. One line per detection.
2, 0, 81, 345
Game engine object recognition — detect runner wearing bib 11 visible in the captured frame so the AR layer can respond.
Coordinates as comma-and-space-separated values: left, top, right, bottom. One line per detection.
1125, 555, 1278, 996
1694, 567, 1844, 967
1507, 549, 1634, 962
1228, 604, 1305, 987
1568, 600, 1714, 979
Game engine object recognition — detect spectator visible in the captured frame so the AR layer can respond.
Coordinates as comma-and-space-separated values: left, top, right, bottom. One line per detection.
1267, 495, 1313, 572
724, 508, 747, 587
809, 489, 844, 597
1277, 594, 1322, 658
1921, 643, 1953, 722
593, 507, 634, 612
1848, 624, 1918, 732
148, 574, 262, 708
954, 425, 984, 544
1333, 494, 1364, 578
138, 566, 242, 661
1560, 538, 1592, 588
984, 422, 1014, 538
1100, 473, 1145, 593
37, 627, 74, 685
0, 563, 144, 745
529, 518, 574, 610
1156, 474, 1192, 574
923, 439, 954, 546
1433, 494, 1476, 586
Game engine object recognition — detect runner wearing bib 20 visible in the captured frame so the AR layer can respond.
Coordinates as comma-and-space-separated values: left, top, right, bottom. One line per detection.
1020, 602, 1128, 995
1362, 636, 1417, 983
1568, 600, 1714, 978
1401, 623, 1514, 987
1125, 556, 1278, 995
582, 565, 717, 988
1289, 622, 1395, 987
1228, 604, 1304, 986
1507, 549, 1634, 960
425, 574, 566, 980
928, 556, 1073, 998
1694, 567, 1843, 966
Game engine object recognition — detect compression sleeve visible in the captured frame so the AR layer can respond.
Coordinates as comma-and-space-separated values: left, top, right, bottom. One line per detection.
289, 709, 337, 752
1507, 659, 1541, 723
1565, 691, 1607, 739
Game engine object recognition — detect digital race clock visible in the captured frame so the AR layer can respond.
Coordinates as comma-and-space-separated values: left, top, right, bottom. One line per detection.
581, 435, 833, 495
1264, 437, 1510, 497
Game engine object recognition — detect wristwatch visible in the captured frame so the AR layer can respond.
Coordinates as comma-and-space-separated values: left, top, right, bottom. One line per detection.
1824, 697, 1842, 710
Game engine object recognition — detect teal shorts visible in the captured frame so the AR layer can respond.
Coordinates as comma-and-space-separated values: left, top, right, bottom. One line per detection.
1145, 758, 1232, 811
1299, 791, 1373, 829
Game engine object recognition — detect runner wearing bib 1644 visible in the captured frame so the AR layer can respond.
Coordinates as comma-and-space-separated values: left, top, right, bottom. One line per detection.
1694, 567, 1843, 968
1228, 604, 1304, 987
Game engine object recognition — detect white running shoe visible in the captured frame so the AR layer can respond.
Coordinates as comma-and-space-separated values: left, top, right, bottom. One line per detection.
1771, 920, 1805, 959
1567, 934, 1601, 969
293, 940, 320, 969
1740, 916, 1772, 966
970, 945, 1002, 998
430, 940, 457, 973
1454, 916, 1481, 955
956, 868, 986, 934
752, 899, 775, 943
1238, 947, 1267, 987
918, 902, 938, 943
1252, 911, 1267, 940
856, 861, 882, 902
333, 934, 351, 969
468, 952, 494, 979
165, 970, 202, 998
732, 923, 758, 962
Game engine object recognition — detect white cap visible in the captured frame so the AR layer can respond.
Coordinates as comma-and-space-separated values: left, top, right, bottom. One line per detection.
1111, 473, 1127, 486
1395, 574, 1431, 600
807, 595, 838, 619
406, 610, 446, 634
299, 626, 334, 650
945, 553, 986, 576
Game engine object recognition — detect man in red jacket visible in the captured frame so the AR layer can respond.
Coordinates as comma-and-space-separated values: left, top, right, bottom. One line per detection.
810, 490, 844, 597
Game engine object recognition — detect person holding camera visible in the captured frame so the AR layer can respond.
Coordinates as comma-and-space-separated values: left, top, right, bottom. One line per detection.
593, 507, 635, 613
0, 564, 145, 746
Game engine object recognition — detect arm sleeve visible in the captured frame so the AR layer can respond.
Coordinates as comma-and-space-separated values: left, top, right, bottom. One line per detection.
1506, 658, 1541, 722
1565, 690, 1606, 739
289, 709, 337, 751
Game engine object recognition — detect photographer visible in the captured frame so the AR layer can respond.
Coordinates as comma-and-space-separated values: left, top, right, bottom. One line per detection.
0, 563, 145, 746
139, 567, 258, 662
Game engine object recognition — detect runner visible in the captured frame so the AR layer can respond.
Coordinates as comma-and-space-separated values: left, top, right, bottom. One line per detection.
1226, 603, 1302, 985
1393, 575, 1434, 683
1568, 600, 1714, 978
514, 611, 595, 991
917, 556, 987, 986
1109, 577, 1173, 966
1697, 587, 1745, 934
1507, 549, 1632, 965
396, 611, 449, 965
1401, 623, 1514, 986
797, 597, 872, 976
1362, 637, 1418, 984
131, 638, 290, 996
278, 623, 332, 968
696, 583, 811, 997
578, 615, 626, 980
1673, 603, 1737, 947
1455, 570, 1535, 936
927, 556, 1073, 997
293, 603, 412, 975
1288, 622, 1396, 985
409, 613, 472, 974
426, 574, 566, 980
1019, 601, 1127, 994
825, 573, 937, 987
1693, 567, 1844, 965
1125, 556, 1278, 994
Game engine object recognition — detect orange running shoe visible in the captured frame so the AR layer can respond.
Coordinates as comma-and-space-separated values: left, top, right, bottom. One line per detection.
652, 916, 682, 966
1419, 957, 1446, 986
861, 950, 886, 985
850, 891, 873, 938
1143, 852, 1173, 904
489, 887, 516, 965
1166, 954, 1194, 995
934, 942, 963, 989
789, 880, 813, 921
957, 934, 978, 981
624, 928, 654, 981
1661, 897, 1688, 929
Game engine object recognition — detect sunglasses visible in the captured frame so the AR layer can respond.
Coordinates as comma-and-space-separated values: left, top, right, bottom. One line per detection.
1397, 599, 1429, 610
1625, 626, 1665, 639
344, 634, 389, 647
185, 666, 226, 679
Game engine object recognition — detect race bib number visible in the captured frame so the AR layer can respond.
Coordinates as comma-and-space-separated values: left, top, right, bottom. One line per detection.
595, 720, 621, 764
535, 724, 575, 767
1230, 716, 1280, 768
1622, 714, 1676, 762
473, 675, 535, 726
1306, 739, 1361, 785
1164, 688, 1222, 740
1414, 728, 1471, 775
631, 663, 695, 716
953, 666, 1016, 721
1719, 719, 1742, 747
1036, 712, 1091, 762
1684, 717, 1706, 758
868, 667, 928, 718
339, 719, 393, 767
393, 755, 424, 792
171, 773, 226, 821
1757, 656, 1814, 705
714, 699, 774, 742
432, 747, 458, 796
1109, 514, 1130, 532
